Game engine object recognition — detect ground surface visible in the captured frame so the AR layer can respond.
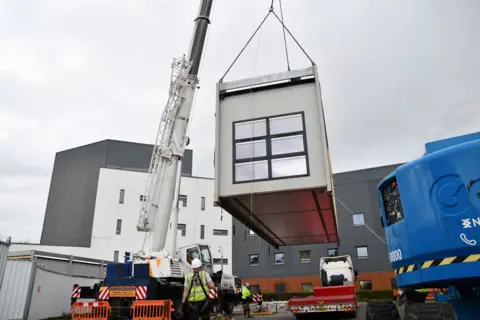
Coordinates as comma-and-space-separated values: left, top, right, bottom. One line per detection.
230, 304, 365, 320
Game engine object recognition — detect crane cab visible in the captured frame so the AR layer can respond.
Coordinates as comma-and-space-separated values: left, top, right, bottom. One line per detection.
179, 244, 214, 275
378, 132, 480, 289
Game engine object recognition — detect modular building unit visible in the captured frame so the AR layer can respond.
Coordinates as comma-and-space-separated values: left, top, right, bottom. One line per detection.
0, 250, 106, 320
214, 66, 339, 248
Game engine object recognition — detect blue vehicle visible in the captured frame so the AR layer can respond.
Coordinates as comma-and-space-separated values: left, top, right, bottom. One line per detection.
367, 132, 480, 319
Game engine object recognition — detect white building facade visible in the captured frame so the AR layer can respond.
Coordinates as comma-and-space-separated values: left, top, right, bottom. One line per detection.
11, 140, 232, 274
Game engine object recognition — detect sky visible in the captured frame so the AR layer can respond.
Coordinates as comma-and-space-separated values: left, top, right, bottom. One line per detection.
0, 0, 479, 242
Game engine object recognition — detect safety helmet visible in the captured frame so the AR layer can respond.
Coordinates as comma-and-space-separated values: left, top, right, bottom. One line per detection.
191, 258, 202, 269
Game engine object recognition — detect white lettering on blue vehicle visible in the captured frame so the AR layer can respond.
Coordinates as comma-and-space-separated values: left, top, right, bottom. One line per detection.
462, 217, 480, 229
388, 249, 403, 262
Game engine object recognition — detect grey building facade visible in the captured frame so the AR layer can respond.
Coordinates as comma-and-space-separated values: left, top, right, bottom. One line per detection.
40, 140, 193, 247
231, 163, 402, 290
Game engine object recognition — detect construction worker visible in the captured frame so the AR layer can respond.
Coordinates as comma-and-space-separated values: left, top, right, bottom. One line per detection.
182, 258, 216, 320
242, 283, 253, 318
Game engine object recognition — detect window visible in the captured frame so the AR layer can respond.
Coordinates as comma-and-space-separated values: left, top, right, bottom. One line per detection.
274, 252, 284, 265
250, 285, 260, 294
200, 225, 205, 239
300, 250, 311, 263
140, 195, 147, 202
249, 254, 259, 266
114, 250, 119, 262
327, 248, 338, 257
178, 224, 186, 236
353, 213, 365, 226
275, 284, 286, 293
116, 219, 122, 235
119, 189, 125, 204
233, 112, 309, 183
301, 283, 313, 293
356, 246, 369, 259
201, 197, 205, 211
179, 195, 187, 207
213, 258, 228, 265
360, 280, 373, 290
213, 229, 228, 236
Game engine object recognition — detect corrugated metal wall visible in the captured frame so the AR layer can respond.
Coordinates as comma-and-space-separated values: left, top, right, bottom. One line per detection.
0, 260, 35, 320
28, 267, 100, 320
0, 236, 11, 289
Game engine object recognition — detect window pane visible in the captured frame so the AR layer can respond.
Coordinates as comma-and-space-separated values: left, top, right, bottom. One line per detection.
302, 283, 313, 293
235, 120, 266, 140
271, 135, 304, 155
235, 140, 267, 160
200, 225, 205, 239
201, 197, 205, 211
179, 195, 187, 207
114, 250, 119, 262
235, 161, 268, 182
213, 258, 228, 265
116, 219, 122, 235
357, 246, 368, 258
360, 280, 372, 290
178, 223, 186, 237
274, 253, 284, 265
249, 254, 259, 266
119, 189, 125, 204
269, 114, 303, 135
327, 248, 338, 257
353, 213, 365, 226
300, 250, 311, 263
275, 284, 286, 293
271, 156, 307, 178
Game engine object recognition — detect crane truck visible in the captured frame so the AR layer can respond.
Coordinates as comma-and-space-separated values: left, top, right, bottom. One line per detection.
366, 132, 480, 320
70, 1, 238, 318
287, 255, 359, 318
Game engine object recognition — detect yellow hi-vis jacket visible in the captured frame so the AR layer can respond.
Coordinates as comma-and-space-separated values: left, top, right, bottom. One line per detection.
415, 288, 430, 293
185, 271, 210, 302
242, 287, 251, 300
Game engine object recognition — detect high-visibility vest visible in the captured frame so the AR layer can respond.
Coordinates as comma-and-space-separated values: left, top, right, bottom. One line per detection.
242, 287, 251, 299
415, 288, 430, 293
185, 271, 210, 302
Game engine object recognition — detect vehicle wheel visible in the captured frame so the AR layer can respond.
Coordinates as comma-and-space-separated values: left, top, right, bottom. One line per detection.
403, 302, 456, 319
366, 300, 398, 320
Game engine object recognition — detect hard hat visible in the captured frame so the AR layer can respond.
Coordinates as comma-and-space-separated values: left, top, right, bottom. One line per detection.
191, 258, 202, 269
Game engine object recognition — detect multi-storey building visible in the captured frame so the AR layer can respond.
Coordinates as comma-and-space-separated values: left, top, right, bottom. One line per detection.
10, 140, 232, 274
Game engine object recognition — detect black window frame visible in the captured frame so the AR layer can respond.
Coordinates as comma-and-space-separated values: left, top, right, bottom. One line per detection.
232, 112, 310, 184
178, 223, 186, 236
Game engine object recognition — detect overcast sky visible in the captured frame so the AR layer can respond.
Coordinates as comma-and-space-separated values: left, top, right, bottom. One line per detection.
1, 0, 479, 242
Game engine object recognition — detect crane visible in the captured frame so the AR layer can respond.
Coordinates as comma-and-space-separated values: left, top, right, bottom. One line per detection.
367, 132, 480, 320
70, 1, 239, 318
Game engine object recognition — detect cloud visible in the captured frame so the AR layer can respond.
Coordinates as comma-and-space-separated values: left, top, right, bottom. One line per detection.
0, 0, 479, 241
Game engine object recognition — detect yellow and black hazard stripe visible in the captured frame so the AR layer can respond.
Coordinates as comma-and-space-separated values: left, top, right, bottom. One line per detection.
395, 254, 480, 275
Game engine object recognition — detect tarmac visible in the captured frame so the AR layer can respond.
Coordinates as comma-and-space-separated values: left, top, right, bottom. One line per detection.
227, 304, 366, 320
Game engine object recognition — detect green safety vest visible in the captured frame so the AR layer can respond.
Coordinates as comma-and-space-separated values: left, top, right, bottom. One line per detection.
242, 287, 251, 299
185, 271, 210, 302
415, 288, 430, 293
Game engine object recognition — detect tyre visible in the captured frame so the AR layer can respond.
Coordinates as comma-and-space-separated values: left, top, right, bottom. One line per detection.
403, 302, 456, 320
366, 300, 398, 320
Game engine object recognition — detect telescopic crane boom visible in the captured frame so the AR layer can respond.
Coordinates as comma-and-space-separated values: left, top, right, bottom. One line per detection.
136, 0, 213, 253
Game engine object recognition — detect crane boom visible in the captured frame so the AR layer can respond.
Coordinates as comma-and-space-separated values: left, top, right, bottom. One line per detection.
137, 0, 214, 253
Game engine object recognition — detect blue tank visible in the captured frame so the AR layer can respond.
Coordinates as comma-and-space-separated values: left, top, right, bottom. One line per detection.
377, 132, 480, 289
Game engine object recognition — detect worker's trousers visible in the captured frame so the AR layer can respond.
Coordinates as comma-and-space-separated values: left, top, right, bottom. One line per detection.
187, 299, 210, 320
